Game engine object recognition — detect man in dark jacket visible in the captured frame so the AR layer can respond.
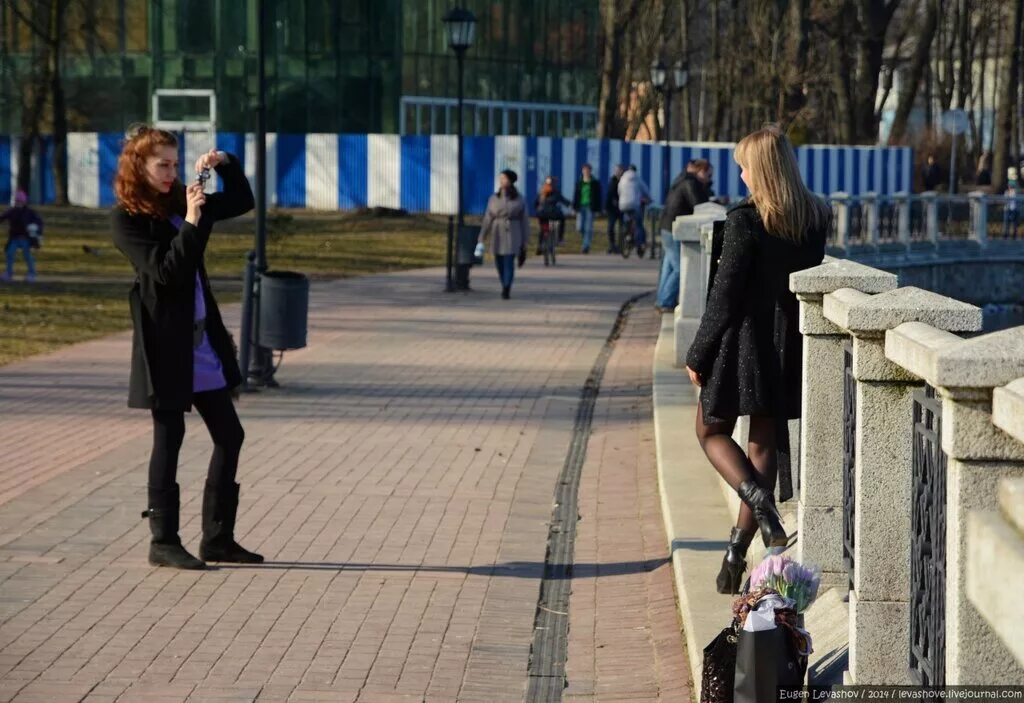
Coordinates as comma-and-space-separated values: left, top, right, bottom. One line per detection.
572, 163, 602, 253
1, 190, 43, 282
605, 164, 624, 253
656, 160, 712, 311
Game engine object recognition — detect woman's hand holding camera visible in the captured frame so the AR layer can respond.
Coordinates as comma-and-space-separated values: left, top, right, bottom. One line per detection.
185, 183, 206, 226
195, 149, 226, 175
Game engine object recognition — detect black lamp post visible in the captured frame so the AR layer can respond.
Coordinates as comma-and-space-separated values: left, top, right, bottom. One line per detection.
442, 7, 476, 292
651, 59, 688, 202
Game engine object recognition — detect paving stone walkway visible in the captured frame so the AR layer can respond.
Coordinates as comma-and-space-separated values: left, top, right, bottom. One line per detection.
0, 257, 689, 702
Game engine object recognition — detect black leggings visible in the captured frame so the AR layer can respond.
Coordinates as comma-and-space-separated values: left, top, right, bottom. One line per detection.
148, 388, 245, 494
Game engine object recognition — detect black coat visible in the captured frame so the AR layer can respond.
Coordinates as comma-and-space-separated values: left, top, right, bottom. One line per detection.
111, 154, 255, 411
658, 173, 709, 232
685, 201, 827, 499
571, 178, 602, 212
605, 175, 621, 214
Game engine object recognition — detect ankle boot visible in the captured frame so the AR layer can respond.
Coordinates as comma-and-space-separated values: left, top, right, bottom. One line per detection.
716, 527, 754, 594
143, 485, 205, 570
199, 482, 264, 564
737, 480, 788, 548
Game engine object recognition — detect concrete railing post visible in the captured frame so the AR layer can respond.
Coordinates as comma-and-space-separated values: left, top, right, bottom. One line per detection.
672, 203, 727, 367
888, 325, 1024, 683
789, 260, 897, 591
895, 191, 911, 248
863, 191, 880, 248
968, 191, 989, 249
831, 192, 851, 251
823, 287, 982, 686
922, 191, 940, 246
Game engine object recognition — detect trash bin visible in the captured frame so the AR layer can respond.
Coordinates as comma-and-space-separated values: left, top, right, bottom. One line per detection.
455, 224, 480, 290
258, 270, 309, 350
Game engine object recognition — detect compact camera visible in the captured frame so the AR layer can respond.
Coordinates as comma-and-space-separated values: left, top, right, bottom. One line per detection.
196, 167, 211, 187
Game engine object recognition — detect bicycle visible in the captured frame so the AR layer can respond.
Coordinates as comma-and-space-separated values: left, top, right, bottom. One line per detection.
619, 209, 646, 259
538, 218, 560, 266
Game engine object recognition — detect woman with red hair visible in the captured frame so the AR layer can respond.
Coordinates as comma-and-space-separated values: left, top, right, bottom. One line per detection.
111, 124, 260, 570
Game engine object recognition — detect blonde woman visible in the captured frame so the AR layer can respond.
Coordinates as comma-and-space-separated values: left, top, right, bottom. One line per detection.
685, 125, 830, 594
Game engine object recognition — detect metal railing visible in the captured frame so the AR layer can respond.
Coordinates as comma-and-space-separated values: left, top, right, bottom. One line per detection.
909, 385, 947, 686
824, 191, 1024, 251
842, 339, 857, 594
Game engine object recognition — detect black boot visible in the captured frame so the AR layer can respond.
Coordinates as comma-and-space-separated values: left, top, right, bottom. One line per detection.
737, 480, 788, 547
143, 485, 205, 570
199, 482, 264, 563
716, 527, 754, 594
501, 286, 510, 299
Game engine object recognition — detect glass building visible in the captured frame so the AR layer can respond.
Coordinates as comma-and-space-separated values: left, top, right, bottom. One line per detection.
0, 0, 599, 136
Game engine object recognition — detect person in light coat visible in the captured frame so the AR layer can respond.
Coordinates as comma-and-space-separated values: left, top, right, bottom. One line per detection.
478, 169, 530, 299
617, 165, 651, 252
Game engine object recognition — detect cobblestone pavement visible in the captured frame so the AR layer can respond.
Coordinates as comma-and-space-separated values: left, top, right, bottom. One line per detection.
0, 257, 688, 702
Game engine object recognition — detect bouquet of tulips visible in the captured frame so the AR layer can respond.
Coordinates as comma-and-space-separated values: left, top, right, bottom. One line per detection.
747, 554, 821, 613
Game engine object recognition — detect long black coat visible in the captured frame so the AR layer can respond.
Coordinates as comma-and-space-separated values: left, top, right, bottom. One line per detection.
685, 200, 827, 499
111, 154, 255, 411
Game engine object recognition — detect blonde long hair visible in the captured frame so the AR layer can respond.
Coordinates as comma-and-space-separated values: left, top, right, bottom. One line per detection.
734, 125, 830, 243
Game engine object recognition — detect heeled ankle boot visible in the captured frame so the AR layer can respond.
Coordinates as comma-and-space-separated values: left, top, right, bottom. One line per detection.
143, 484, 205, 570
716, 527, 754, 594
737, 480, 788, 548
199, 482, 264, 564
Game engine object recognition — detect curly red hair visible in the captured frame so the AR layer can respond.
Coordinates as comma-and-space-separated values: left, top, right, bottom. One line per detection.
113, 125, 185, 218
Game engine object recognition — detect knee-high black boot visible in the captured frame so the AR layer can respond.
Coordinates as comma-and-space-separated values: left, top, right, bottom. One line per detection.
716, 527, 754, 594
737, 480, 788, 548
143, 484, 205, 570
199, 482, 264, 564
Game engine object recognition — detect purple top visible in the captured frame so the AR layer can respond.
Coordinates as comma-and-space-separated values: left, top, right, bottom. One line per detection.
170, 214, 226, 393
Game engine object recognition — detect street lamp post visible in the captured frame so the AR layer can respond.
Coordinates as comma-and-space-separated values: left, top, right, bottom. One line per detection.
442, 7, 476, 293
651, 59, 688, 204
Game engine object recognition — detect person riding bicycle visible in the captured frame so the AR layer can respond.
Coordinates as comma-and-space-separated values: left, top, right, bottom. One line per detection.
534, 176, 571, 255
617, 165, 651, 256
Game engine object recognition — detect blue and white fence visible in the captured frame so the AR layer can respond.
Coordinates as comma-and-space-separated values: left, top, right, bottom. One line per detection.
1, 133, 913, 215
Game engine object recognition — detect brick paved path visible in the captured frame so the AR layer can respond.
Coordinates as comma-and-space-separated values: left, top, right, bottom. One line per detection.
0, 258, 688, 702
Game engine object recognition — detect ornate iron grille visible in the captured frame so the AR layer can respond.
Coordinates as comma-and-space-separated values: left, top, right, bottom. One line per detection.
909, 385, 946, 685
842, 340, 856, 593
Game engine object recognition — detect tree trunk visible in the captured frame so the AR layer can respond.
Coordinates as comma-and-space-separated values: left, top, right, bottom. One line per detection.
597, 0, 623, 138
678, 0, 693, 139
851, 0, 895, 142
992, 0, 1023, 192
49, 0, 68, 205
889, 0, 940, 143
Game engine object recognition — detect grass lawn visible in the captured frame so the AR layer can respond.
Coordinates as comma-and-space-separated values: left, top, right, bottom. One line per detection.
0, 207, 457, 366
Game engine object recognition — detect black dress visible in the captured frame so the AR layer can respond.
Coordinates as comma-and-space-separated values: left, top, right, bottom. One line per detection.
685, 200, 827, 500
111, 154, 254, 411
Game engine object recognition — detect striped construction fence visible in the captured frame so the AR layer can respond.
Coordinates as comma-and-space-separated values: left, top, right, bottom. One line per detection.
1, 133, 913, 215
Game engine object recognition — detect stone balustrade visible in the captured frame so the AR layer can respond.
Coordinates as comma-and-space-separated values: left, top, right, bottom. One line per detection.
664, 205, 1024, 686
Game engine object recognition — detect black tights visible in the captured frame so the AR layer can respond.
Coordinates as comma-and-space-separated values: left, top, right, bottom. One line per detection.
695, 402, 777, 535
148, 388, 245, 501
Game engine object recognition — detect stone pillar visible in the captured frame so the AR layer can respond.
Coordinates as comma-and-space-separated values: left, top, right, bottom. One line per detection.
968, 191, 989, 248
922, 191, 940, 246
831, 192, 851, 251
672, 205, 725, 368
922, 327, 1024, 683
863, 192, 880, 248
789, 260, 897, 591
824, 287, 982, 685
895, 191, 911, 248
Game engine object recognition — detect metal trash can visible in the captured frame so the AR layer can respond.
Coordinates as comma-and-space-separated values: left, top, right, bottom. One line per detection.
454, 224, 480, 290
258, 270, 309, 350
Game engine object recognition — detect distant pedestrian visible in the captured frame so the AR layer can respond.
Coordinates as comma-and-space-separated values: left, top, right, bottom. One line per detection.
605, 164, 624, 253
617, 165, 651, 256
1, 190, 43, 283
534, 176, 570, 262
922, 153, 943, 191
655, 159, 712, 312
685, 125, 829, 595
478, 169, 529, 299
111, 124, 262, 570
1005, 168, 1020, 239
572, 163, 602, 254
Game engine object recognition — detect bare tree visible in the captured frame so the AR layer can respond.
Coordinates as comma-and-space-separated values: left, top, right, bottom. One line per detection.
992, 0, 1023, 191
888, 0, 940, 143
